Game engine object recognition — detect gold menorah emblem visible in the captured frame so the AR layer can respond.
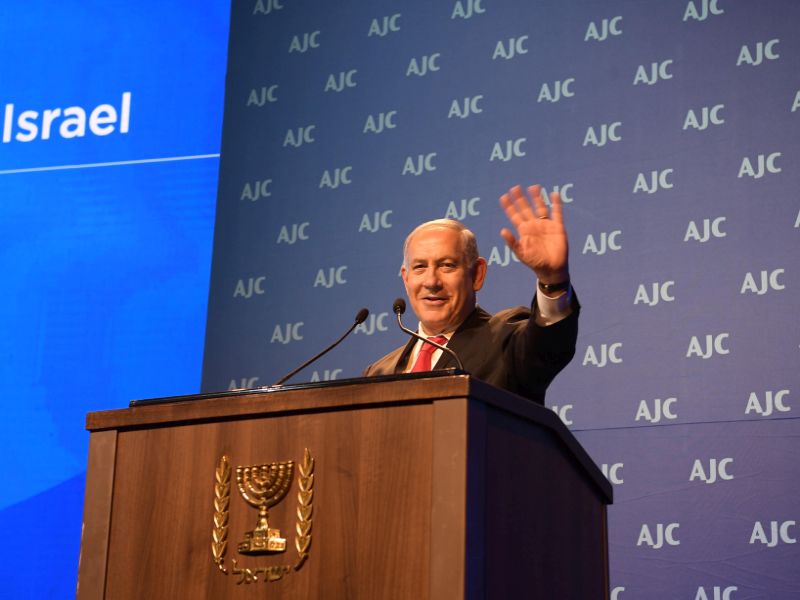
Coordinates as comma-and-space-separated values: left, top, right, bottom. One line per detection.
236, 460, 295, 554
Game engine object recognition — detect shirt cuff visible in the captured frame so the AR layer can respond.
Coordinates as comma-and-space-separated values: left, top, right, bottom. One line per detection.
534, 285, 573, 326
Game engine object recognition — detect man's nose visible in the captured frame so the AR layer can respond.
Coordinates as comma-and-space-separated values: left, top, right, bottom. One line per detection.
422, 268, 441, 288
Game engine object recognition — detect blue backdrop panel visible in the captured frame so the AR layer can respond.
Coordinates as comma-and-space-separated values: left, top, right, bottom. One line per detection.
0, 2, 229, 596
205, 0, 799, 596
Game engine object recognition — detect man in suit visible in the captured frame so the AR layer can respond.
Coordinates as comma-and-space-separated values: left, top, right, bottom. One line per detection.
363, 183, 578, 405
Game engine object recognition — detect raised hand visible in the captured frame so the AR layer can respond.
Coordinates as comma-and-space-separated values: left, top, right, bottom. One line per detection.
499, 184, 570, 284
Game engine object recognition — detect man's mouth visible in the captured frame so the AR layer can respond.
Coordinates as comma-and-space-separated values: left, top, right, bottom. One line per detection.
422, 296, 447, 305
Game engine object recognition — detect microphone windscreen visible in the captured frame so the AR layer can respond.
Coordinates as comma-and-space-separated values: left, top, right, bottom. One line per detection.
355, 308, 369, 324
392, 298, 406, 315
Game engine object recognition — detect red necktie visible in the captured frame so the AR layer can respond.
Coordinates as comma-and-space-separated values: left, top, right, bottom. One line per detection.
410, 336, 449, 373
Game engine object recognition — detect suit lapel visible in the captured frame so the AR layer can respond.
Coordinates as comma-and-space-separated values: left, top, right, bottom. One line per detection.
392, 336, 417, 373
433, 307, 491, 371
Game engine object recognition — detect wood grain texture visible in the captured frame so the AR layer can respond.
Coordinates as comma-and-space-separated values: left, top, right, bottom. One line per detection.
76, 430, 117, 600
81, 376, 610, 599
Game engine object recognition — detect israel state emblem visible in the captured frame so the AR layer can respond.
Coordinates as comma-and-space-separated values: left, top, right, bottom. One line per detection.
211, 448, 314, 584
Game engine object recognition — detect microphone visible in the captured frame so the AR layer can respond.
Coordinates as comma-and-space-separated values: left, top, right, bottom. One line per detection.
392, 298, 465, 372
272, 308, 369, 386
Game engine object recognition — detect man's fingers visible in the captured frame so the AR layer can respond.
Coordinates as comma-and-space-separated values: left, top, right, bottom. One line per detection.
527, 185, 549, 219
500, 193, 524, 228
500, 228, 517, 249
513, 185, 536, 220
549, 191, 564, 223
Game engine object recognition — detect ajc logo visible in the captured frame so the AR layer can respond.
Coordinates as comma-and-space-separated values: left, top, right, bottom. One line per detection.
633, 169, 673, 194
490, 138, 526, 162
406, 54, 440, 77
750, 521, 796, 546
448, 95, 483, 119
368, 14, 401, 37
689, 458, 734, 484
445, 198, 480, 220
740, 269, 785, 295
240, 179, 272, 201
633, 60, 673, 86
247, 85, 278, 107
234, 277, 266, 299
695, 588, 737, 600
582, 231, 622, 255
277, 223, 310, 244
583, 122, 621, 147
584, 17, 623, 42
402, 153, 437, 176
635, 398, 677, 423
364, 111, 397, 134
492, 36, 528, 61
736, 40, 779, 67
451, 0, 485, 20
359, 210, 392, 233
582, 343, 622, 367
683, 0, 724, 21
324, 70, 357, 93
634, 281, 675, 306
320, 167, 352, 189
686, 334, 729, 359
637, 523, 680, 549
683, 104, 725, 130
229, 377, 259, 390
283, 125, 315, 148
745, 390, 790, 416
738, 153, 781, 178
289, 31, 320, 53
310, 369, 342, 382
313, 266, 347, 288
271, 322, 304, 344
550, 404, 573, 426
253, 0, 282, 16
538, 79, 575, 103
684, 218, 726, 242
486, 245, 520, 268
601, 463, 624, 485
355, 313, 389, 336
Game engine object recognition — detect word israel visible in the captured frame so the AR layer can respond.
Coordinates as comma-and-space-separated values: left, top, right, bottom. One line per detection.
2, 92, 131, 143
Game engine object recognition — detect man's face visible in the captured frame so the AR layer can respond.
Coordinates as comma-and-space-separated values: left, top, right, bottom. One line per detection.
401, 226, 487, 334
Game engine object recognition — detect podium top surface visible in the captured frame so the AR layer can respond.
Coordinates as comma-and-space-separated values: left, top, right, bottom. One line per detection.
86, 373, 612, 503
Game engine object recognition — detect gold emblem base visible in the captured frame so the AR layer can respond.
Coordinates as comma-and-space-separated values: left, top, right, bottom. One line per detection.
238, 528, 286, 555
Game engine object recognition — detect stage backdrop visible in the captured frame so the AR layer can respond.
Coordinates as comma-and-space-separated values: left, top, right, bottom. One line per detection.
0, 2, 229, 597
204, 1, 799, 597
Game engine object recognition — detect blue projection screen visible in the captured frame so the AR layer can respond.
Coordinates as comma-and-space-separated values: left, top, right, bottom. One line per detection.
0, 2, 229, 597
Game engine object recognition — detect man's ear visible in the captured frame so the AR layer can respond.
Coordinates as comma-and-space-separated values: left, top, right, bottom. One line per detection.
472, 257, 487, 292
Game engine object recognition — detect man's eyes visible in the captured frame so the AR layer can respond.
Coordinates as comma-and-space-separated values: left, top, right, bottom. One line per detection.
412, 262, 458, 271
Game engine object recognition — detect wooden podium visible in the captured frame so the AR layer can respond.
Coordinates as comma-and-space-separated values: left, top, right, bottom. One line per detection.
78, 374, 612, 599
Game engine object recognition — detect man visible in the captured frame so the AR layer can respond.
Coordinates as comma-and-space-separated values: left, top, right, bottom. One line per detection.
363, 184, 578, 405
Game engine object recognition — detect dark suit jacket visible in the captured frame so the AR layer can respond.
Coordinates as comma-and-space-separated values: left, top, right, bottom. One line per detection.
363, 295, 579, 405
